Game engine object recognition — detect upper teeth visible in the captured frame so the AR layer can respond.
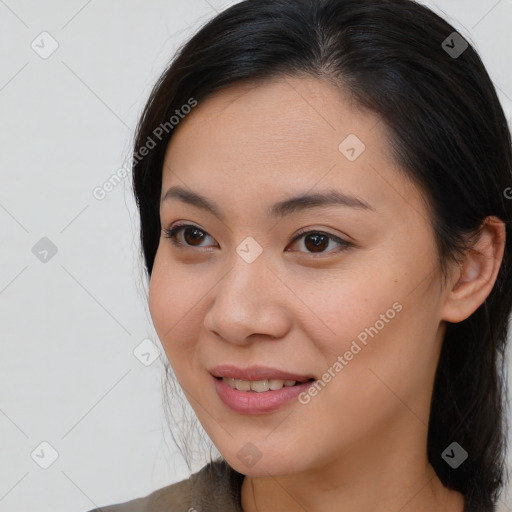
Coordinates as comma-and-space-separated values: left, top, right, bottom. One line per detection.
222, 377, 297, 392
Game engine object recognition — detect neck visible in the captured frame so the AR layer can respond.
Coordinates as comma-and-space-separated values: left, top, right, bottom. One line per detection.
240, 425, 465, 512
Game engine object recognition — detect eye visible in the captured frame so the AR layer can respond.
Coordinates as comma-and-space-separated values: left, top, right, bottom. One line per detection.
288, 228, 351, 255
162, 223, 352, 255
162, 223, 215, 248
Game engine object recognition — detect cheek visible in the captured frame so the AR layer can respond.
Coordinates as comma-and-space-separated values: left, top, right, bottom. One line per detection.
312, 277, 441, 426
148, 253, 206, 357
301, 266, 401, 355
308, 254, 438, 385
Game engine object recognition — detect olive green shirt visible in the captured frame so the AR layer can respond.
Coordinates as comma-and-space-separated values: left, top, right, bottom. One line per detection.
87, 459, 245, 512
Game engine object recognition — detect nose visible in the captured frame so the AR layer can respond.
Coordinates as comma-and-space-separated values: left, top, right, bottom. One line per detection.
203, 254, 293, 345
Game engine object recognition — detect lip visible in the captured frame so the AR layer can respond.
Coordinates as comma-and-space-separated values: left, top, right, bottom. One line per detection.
209, 364, 315, 382
212, 374, 315, 414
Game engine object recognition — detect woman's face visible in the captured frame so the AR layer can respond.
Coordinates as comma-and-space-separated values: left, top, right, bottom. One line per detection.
149, 76, 452, 478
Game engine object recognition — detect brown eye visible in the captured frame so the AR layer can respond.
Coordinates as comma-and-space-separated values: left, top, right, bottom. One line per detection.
288, 230, 351, 255
182, 227, 206, 246
303, 233, 330, 253
163, 224, 214, 248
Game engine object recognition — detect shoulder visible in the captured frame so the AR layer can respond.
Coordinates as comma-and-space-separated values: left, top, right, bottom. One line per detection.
85, 474, 192, 512
85, 459, 245, 512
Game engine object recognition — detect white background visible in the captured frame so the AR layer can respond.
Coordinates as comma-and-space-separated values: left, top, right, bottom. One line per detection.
1, 1, 511, 511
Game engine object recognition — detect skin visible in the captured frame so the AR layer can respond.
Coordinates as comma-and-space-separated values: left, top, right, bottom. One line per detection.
148, 75, 505, 512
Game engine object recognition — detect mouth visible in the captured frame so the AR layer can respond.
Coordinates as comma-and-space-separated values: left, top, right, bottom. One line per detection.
209, 364, 317, 414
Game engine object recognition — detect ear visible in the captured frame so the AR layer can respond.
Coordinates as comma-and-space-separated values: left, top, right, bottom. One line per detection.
441, 216, 506, 323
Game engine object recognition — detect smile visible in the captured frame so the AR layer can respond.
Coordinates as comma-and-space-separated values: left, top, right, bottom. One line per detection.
221, 377, 306, 392
212, 375, 316, 414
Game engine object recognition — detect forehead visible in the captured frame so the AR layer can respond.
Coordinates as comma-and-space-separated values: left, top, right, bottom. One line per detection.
161, 75, 424, 223
165, 76, 386, 169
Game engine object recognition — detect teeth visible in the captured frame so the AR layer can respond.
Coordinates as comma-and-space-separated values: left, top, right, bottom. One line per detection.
235, 379, 251, 391
222, 377, 298, 392
250, 380, 269, 392
269, 379, 285, 390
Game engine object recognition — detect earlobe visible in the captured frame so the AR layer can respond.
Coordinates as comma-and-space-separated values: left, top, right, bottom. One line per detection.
441, 216, 506, 323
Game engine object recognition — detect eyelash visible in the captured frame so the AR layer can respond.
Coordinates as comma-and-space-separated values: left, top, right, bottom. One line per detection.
162, 223, 352, 256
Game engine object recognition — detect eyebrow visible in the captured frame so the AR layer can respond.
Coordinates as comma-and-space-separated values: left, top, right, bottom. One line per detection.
161, 185, 375, 221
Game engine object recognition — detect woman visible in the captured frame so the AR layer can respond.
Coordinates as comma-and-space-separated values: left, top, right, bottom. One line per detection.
88, 0, 512, 510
